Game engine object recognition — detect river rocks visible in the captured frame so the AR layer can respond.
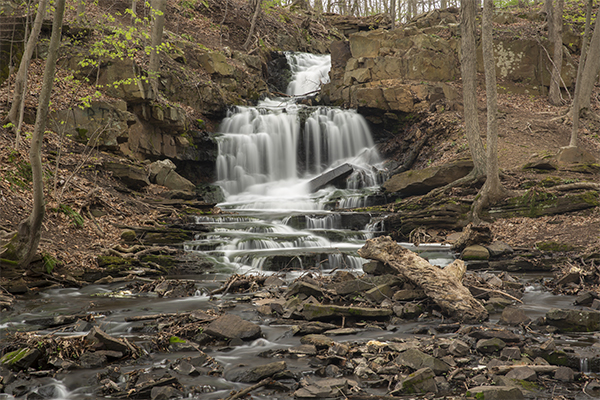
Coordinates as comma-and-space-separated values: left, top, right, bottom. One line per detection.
393, 367, 437, 395
224, 360, 286, 382
461, 245, 490, 260
545, 308, 600, 332
383, 159, 473, 197
205, 314, 262, 340
302, 304, 393, 321
395, 348, 450, 375
0, 348, 40, 370
86, 327, 131, 354
468, 385, 525, 400
476, 338, 507, 354
499, 306, 532, 326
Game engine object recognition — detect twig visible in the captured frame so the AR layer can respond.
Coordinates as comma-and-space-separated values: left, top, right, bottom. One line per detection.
223, 378, 272, 400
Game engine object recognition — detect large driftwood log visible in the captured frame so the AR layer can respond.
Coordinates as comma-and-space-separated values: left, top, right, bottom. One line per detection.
358, 236, 488, 323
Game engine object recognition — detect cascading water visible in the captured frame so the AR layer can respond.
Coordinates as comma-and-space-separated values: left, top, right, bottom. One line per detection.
189, 52, 386, 275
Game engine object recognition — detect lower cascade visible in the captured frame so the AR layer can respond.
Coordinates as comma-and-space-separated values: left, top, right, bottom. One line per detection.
187, 52, 387, 275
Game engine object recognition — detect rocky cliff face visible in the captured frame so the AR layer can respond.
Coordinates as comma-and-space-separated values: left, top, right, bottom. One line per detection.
323, 7, 576, 131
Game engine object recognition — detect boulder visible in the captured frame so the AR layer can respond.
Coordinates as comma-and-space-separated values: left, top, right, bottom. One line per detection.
0, 348, 40, 370
506, 366, 537, 381
500, 346, 522, 360
485, 241, 514, 258
394, 367, 437, 394
85, 327, 130, 354
395, 348, 450, 375
383, 159, 473, 196
499, 306, 531, 326
104, 162, 150, 190
467, 385, 524, 400
198, 52, 234, 76
224, 360, 286, 383
461, 245, 490, 260
476, 337, 506, 353
307, 163, 354, 192
545, 308, 600, 332
554, 366, 575, 382
557, 146, 598, 165
205, 314, 262, 340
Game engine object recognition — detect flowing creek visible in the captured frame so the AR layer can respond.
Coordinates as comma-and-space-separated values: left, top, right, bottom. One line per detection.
0, 53, 593, 399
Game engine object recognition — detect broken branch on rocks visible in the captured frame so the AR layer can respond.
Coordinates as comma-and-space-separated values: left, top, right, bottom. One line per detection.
358, 236, 488, 322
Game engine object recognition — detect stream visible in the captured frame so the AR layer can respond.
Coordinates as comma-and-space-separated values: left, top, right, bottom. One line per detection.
0, 53, 594, 399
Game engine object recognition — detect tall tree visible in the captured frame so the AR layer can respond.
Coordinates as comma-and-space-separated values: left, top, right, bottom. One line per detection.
571, 7, 600, 133
472, 0, 506, 222
244, 0, 263, 50
460, 0, 486, 176
149, 0, 167, 99
5, 0, 48, 142
569, 0, 593, 147
548, 0, 564, 105
2, 0, 67, 268
390, 0, 396, 29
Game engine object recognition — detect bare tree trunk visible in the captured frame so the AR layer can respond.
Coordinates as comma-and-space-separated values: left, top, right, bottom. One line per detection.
573, 9, 600, 124
6, 0, 48, 132
569, 0, 593, 147
9, 0, 66, 268
131, 0, 138, 25
149, 0, 167, 99
390, 0, 396, 29
460, 0, 486, 176
472, 0, 506, 223
76, 0, 85, 23
359, 236, 488, 323
548, 0, 564, 105
244, 0, 262, 50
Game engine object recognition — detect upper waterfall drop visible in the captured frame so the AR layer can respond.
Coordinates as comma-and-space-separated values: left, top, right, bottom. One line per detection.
285, 52, 331, 96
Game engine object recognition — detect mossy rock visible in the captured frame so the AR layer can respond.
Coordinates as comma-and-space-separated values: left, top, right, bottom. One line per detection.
141, 231, 194, 245
96, 256, 134, 269
536, 241, 577, 252
120, 229, 137, 243
139, 254, 177, 268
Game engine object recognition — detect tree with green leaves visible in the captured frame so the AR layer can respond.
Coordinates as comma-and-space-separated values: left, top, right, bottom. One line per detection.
2, 0, 67, 268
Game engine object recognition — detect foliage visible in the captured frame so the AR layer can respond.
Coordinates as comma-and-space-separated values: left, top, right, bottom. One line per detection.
57, 204, 85, 228
41, 253, 58, 273
5, 151, 33, 190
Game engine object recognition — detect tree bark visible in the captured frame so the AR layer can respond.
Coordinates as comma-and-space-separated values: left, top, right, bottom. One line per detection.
471, 0, 506, 223
390, 0, 396, 29
244, 0, 263, 50
149, 0, 167, 99
570, 0, 594, 147
6, 0, 48, 131
13, 0, 66, 268
460, 0, 486, 176
358, 236, 488, 323
575, 11, 600, 116
548, 0, 564, 105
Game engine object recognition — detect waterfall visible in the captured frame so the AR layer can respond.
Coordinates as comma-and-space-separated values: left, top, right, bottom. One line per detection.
215, 53, 382, 208
285, 52, 331, 96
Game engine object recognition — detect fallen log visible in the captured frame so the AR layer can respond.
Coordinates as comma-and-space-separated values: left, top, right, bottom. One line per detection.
358, 236, 488, 323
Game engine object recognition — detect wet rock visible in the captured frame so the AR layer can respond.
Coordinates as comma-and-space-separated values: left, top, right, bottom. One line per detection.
287, 281, 324, 298
448, 340, 470, 356
392, 289, 426, 301
395, 348, 450, 375
468, 385, 524, 400
469, 328, 523, 343
554, 270, 581, 286
307, 163, 354, 192
151, 386, 183, 400
500, 346, 521, 360
554, 366, 575, 382
461, 245, 490, 260
546, 308, 600, 332
302, 303, 393, 321
86, 327, 130, 354
325, 327, 361, 336
289, 344, 317, 356
506, 366, 536, 381
300, 334, 334, 349
79, 351, 107, 368
476, 338, 506, 354
575, 291, 597, 306
499, 306, 531, 326
486, 297, 514, 313
485, 241, 514, 258
3, 278, 29, 294
205, 314, 262, 340
362, 261, 396, 275
224, 360, 286, 383
0, 348, 40, 370
264, 276, 285, 287
393, 367, 437, 394
364, 283, 394, 303
294, 377, 357, 399
291, 322, 338, 335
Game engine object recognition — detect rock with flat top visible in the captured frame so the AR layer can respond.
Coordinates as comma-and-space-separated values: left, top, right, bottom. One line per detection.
205, 314, 262, 340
